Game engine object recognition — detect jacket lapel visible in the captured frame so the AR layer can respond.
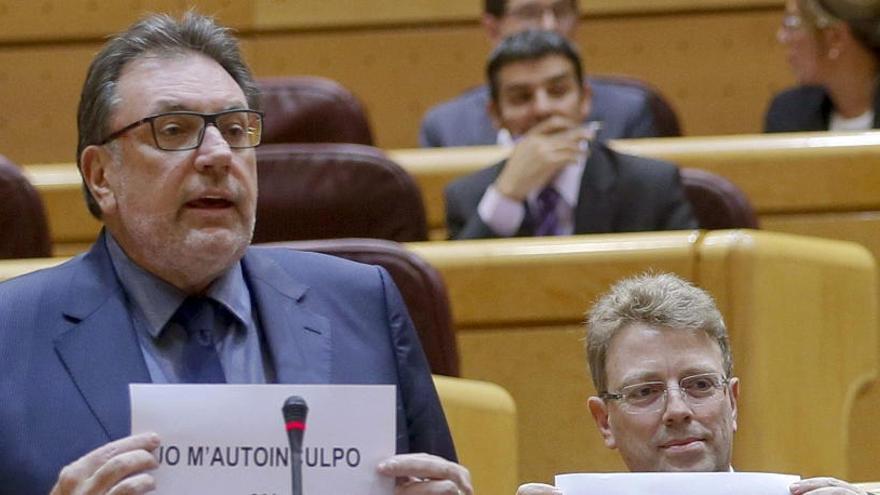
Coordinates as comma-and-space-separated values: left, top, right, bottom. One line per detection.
54, 233, 151, 441
518, 202, 537, 236
574, 143, 618, 233
242, 249, 332, 384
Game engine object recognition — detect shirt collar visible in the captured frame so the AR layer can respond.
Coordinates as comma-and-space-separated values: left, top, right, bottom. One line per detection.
553, 150, 586, 207
104, 233, 252, 338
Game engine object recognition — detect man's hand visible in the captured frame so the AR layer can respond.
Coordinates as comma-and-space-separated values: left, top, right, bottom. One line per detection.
791, 477, 868, 495
494, 116, 594, 201
377, 453, 473, 495
50, 432, 161, 495
517, 482, 563, 494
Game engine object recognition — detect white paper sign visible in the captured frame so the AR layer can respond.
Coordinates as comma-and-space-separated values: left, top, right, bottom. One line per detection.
131, 384, 395, 495
555, 472, 800, 495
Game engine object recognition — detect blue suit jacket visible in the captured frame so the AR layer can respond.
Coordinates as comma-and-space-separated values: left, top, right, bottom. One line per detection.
419, 80, 659, 147
0, 236, 454, 494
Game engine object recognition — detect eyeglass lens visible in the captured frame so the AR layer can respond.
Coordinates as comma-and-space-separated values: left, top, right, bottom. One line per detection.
616, 373, 726, 414
151, 111, 262, 151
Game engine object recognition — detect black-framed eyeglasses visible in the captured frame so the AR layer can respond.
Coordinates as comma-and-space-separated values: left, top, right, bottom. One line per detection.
98, 109, 264, 151
600, 372, 730, 415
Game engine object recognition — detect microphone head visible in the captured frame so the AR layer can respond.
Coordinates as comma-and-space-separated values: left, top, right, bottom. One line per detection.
282, 395, 308, 432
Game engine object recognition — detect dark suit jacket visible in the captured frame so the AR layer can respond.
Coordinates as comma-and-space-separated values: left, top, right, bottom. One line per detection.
764, 83, 880, 132
0, 235, 454, 494
419, 80, 659, 147
444, 142, 697, 239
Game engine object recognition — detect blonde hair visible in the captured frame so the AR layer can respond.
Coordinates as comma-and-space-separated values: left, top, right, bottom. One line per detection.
585, 272, 731, 393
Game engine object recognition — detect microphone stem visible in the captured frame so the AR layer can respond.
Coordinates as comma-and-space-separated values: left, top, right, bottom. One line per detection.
291, 451, 303, 495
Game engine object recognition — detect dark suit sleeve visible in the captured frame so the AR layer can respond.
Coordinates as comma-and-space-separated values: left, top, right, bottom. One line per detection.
763, 93, 789, 133
454, 219, 503, 240
763, 85, 830, 133
444, 191, 503, 240
611, 151, 698, 231
762, 90, 811, 133
640, 162, 698, 231
444, 163, 514, 240
443, 183, 467, 239
377, 267, 457, 461
662, 167, 699, 230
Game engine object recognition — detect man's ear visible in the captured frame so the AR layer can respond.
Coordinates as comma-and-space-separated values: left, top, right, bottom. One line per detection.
579, 79, 593, 121
488, 98, 503, 131
80, 144, 117, 216
728, 377, 740, 433
481, 14, 503, 45
587, 396, 617, 449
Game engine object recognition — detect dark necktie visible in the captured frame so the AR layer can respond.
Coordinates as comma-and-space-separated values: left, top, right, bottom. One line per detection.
171, 296, 228, 383
533, 186, 561, 236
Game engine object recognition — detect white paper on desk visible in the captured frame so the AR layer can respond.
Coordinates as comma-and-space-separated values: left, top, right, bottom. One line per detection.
555, 472, 800, 495
131, 384, 395, 495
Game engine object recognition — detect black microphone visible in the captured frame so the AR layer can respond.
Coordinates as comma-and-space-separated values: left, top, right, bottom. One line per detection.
282, 395, 308, 495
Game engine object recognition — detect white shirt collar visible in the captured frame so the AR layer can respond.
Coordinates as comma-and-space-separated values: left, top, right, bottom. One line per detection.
829, 109, 874, 131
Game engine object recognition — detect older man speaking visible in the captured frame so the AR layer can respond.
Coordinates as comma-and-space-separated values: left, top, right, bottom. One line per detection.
0, 11, 470, 495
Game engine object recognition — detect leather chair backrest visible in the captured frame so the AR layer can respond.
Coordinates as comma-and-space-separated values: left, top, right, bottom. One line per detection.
0, 155, 51, 258
254, 143, 428, 243
269, 238, 459, 376
591, 74, 683, 137
681, 167, 759, 229
257, 76, 374, 145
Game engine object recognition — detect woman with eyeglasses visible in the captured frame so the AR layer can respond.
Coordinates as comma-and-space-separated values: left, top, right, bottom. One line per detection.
764, 0, 880, 132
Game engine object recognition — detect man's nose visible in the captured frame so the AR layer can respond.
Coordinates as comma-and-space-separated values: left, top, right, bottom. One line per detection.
661, 387, 694, 424
532, 90, 554, 116
541, 10, 559, 31
194, 125, 233, 173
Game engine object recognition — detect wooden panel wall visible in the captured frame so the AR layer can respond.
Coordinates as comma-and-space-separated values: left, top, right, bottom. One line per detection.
578, 9, 791, 136
0, 1, 788, 165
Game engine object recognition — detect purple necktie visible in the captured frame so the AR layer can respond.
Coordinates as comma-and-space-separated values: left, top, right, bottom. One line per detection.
533, 186, 561, 236
171, 297, 228, 383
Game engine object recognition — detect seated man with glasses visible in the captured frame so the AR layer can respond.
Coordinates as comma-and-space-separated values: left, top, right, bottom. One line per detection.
517, 272, 867, 495
0, 11, 471, 495
419, 0, 662, 147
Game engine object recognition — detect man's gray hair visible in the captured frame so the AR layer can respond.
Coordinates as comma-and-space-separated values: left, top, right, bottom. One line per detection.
585, 272, 732, 394
76, 11, 260, 218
